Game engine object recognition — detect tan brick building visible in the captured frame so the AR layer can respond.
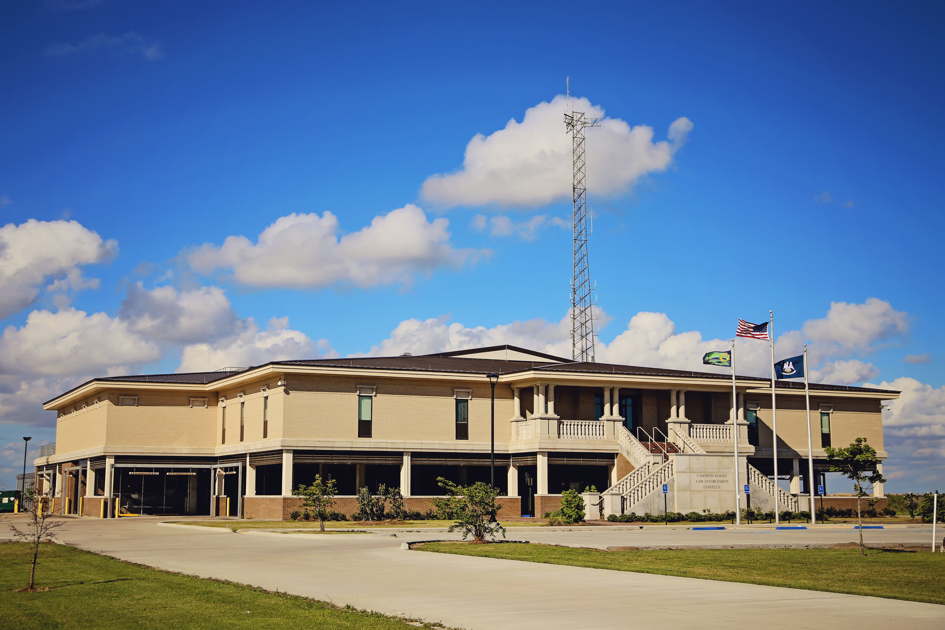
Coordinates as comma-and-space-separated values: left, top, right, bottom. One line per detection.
34, 345, 895, 519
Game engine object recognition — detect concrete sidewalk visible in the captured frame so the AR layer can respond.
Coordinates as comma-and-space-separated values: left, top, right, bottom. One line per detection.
7, 517, 944, 629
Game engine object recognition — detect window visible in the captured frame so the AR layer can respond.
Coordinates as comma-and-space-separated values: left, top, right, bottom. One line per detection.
240, 401, 245, 442
358, 395, 373, 438
190, 397, 208, 408
455, 398, 469, 440
263, 396, 269, 439
746, 402, 759, 446
594, 392, 604, 420
221, 405, 226, 444
820, 405, 832, 448
118, 395, 138, 407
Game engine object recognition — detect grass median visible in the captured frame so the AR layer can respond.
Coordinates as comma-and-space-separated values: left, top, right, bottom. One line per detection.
418, 542, 945, 605
180, 519, 539, 530
0, 542, 448, 629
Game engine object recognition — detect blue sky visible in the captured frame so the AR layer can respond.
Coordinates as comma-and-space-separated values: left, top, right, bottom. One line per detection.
1, 1, 943, 493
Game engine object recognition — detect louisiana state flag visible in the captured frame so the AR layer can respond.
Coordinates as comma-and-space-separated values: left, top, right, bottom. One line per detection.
775, 354, 804, 379
702, 351, 731, 367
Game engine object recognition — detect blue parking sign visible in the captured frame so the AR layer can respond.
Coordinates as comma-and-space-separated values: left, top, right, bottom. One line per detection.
662, 483, 668, 494
818, 485, 825, 495
744, 484, 750, 494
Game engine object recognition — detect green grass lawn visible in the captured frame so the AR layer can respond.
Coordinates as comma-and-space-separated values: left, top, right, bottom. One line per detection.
0, 543, 448, 629
418, 542, 945, 606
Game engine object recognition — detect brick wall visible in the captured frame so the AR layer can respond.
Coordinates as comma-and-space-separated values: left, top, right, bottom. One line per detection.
81, 497, 105, 518
243, 495, 522, 520
615, 453, 634, 480
813, 497, 888, 513
536, 494, 563, 517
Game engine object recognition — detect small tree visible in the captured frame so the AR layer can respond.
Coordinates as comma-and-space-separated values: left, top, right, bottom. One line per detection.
904, 493, 920, 519
918, 491, 944, 524
8, 490, 64, 591
437, 478, 506, 543
354, 486, 384, 522
825, 437, 886, 556
385, 486, 407, 521
294, 475, 337, 531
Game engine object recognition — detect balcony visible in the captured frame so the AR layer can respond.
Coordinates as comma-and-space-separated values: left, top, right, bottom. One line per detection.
39, 443, 56, 458
513, 418, 614, 442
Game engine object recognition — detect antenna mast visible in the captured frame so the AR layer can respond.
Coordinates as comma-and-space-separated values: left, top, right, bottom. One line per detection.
564, 78, 600, 362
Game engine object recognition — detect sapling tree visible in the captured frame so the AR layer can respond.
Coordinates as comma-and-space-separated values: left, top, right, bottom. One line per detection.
437, 478, 506, 543
294, 475, 337, 532
825, 437, 886, 556
904, 493, 920, 519
8, 490, 64, 591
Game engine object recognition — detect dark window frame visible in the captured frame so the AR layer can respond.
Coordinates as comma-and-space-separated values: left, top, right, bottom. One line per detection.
455, 398, 469, 440
358, 394, 373, 438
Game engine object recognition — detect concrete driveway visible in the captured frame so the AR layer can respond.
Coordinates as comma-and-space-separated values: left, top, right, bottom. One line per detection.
4, 517, 943, 629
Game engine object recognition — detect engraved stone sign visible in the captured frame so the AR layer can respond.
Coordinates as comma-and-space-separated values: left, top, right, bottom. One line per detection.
693, 472, 731, 491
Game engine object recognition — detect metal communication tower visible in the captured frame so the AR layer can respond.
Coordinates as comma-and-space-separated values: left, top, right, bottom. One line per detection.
564, 79, 600, 362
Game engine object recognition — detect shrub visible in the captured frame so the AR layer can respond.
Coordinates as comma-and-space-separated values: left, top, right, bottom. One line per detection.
436, 477, 506, 543
550, 489, 585, 524
883, 507, 897, 517
289, 510, 301, 521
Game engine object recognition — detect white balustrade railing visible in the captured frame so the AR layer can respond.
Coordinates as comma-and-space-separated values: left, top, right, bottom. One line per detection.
605, 462, 653, 496
39, 443, 56, 457
623, 459, 675, 513
690, 423, 733, 443
558, 420, 605, 440
617, 426, 653, 468
668, 428, 705, 454
748, 464, 799, 512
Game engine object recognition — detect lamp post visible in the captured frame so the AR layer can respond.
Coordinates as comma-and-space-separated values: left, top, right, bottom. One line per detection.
22, 436, 31, 496
487, 373, 499, 488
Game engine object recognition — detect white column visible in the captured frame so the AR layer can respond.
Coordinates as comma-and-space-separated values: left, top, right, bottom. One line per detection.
356, 463, 366, 492
873, 463, 885, 498
790, 458, 801, 494
85, 461, 96, 498
245, 454, 256, 498
537, 383, 546, 416
670, 390, 678, 419
738, 392, 745, 420
533, 385, 540, 418
512, 387, 521, 419
104, 456, 114, 498
679, 390, 687, 419
281, 450, 294, 496
608, 463, 618, 487
508, 464, 519, 496
401, 452, 412, 497
612, 387, 622, 419
537, 452, 549, 495
548, 384, 556, 417
603, 387, 611, 418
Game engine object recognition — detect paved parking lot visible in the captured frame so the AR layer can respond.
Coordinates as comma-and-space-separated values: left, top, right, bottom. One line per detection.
4, 516, 943, 629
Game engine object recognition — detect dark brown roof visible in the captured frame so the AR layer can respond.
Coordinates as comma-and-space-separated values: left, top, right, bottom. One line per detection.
45, 348, 900, 406
425, 344, 572, 363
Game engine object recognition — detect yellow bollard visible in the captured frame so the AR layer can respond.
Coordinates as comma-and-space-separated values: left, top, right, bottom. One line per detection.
100, 500, 105, 519
79, 497, 84, 517
226, 497, 230, 517
13, 499, 18, 514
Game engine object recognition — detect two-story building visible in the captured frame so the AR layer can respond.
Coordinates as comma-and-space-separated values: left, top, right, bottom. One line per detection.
34, 345, 894, 519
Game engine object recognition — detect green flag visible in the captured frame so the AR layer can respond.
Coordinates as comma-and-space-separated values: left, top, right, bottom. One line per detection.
703, 350, 731, 367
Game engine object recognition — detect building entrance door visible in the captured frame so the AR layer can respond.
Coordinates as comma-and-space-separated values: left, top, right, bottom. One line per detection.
619, 392, 641, 433
518, 465, 537, 517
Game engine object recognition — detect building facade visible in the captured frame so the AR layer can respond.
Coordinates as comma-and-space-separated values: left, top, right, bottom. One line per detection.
34, 345, 894, 519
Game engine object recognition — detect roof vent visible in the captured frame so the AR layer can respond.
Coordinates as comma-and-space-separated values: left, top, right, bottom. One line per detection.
401, 352, 412, 357
215, 366, 247, 373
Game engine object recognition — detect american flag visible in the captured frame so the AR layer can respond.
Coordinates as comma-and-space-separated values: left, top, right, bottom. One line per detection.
736, 319, 769, 340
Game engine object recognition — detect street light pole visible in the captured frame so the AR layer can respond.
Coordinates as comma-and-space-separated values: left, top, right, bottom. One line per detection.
22, 436, 31, 495
487, 373, 498, 488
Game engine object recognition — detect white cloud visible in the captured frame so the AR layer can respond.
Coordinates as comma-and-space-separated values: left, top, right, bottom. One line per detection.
903, 353, 931, 364
814, 191, 834, 204
470, 213, 567, 241
45, 32, 164, 60
421, 95, 692, 208
871, 377, 945, 435
811, 359, 879, 385
0, 195, 11, 207
0, 308, 160, 377
187, 205, 482, 289
178, 317, 335, 372
802, 298, 909, 358
0, 219, 116, 319
119, 283, 243, 344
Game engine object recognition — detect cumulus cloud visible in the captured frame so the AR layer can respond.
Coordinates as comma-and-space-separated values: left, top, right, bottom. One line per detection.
0, 308, 160, 377
811, 359, 880, 385
178, 317, 334, 372
903, 353, 931, 364
470, 213, 568, 241
0, 219, 116, 319
802, 298, 909, 358
119, 283, 243, 344
45, 32, 164, 60
187, 205, 482, 289
421, 95, 692, 208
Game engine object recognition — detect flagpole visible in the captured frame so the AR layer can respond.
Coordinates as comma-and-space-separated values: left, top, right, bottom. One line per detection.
804, 345, 816, 525
770, 309, 780, 525
731, 338, 741, 525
